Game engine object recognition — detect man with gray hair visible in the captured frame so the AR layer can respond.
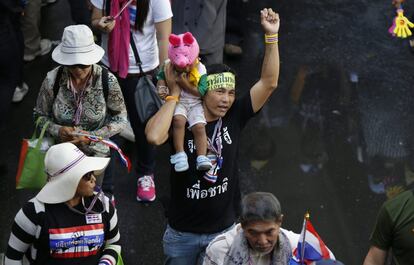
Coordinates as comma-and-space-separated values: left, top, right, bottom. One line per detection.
203, 192, 344, 265
203, 192, 296, 264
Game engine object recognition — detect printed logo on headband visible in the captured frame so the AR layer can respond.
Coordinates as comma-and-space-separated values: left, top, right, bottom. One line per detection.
206, 72, 236, 91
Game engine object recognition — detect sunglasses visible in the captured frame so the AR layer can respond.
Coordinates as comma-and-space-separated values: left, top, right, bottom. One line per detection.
67, 64, 91, 69
82, 172, 94, 181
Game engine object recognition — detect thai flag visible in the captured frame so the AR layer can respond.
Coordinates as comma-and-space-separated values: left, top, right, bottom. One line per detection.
100, 139, 132, 173
49, 224, 104, 258
86, 135, 132, 172
289, 217, 335, 265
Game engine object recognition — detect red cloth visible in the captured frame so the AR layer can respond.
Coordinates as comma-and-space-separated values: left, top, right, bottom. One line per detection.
15, 139, 29, 185
108, 0, 131, 78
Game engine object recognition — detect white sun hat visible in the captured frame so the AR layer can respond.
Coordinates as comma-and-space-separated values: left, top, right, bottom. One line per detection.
52, 24, 105, 66
36, 143, 110, 204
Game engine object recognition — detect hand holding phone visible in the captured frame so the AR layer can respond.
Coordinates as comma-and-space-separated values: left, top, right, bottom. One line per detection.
104, 16, 115, 23
98, 16, 116, 33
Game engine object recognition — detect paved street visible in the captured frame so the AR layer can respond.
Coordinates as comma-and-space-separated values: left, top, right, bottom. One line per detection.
2, 0, 414, 264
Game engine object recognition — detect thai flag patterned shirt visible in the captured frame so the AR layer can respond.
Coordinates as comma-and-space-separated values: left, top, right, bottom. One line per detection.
5, 196, 121, 265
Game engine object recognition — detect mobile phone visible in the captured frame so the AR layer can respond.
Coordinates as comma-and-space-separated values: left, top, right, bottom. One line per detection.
104, 16, 115, 23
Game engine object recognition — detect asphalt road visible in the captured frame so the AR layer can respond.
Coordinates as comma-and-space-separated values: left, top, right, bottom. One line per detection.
2, 0, 414, 264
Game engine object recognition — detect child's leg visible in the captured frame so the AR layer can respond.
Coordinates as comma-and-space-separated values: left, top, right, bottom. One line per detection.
171, 114, 189, 172
173, 115, 187, 153
188, 101, 212, 171
191, 123, 212, 171
191, 123, 208, 156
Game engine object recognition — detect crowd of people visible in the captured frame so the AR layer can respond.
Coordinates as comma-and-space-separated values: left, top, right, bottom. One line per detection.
1, 0, 413, 264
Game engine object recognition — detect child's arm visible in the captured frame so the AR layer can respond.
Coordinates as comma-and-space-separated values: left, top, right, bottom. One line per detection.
156, 65, 169, 99
157, 79, 169, 100
146, 64, 181, 145
177, 73, 201, 97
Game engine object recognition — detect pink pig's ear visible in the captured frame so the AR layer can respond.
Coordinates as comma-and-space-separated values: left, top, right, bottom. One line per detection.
169, 34, 181, 46
182, 32, 195, 45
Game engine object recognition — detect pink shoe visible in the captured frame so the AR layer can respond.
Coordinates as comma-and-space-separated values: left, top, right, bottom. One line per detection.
136, 175, 156, 202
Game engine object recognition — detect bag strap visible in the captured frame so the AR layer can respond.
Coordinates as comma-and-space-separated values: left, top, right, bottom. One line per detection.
31, 117, 43, 140
129, 31, 144, 74
53, 66, 64, 101
101, 66, 109, 101
34, 120, 50, 150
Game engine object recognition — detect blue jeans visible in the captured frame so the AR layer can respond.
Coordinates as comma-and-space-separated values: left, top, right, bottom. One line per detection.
163, 224, 234, 265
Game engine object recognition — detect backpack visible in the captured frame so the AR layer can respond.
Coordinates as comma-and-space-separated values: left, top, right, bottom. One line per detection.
52, 66, 109, 101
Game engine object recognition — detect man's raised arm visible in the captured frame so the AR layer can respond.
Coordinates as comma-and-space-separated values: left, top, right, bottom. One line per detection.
250, 8, 280, 113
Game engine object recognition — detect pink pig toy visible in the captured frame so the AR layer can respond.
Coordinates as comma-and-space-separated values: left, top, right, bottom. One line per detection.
168, 32, 200, 68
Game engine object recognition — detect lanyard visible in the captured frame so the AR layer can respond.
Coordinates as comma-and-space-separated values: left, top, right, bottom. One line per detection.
207, 118, 223, 158
66, 188, 105, 215
68, 72, 92, 126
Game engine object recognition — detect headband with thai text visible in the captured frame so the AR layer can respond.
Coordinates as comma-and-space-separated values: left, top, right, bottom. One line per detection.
205, 72, 236, 92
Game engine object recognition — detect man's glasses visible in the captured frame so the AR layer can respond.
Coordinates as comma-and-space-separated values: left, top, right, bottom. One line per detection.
67, 64, 90, 69
82, 172, 94, 181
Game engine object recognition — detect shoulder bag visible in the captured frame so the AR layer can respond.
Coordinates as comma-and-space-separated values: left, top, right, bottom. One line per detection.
130, 32, 162, 123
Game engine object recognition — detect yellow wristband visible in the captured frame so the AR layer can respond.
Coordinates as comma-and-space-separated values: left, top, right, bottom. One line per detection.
265, 33, 279, 44
165, 95, 179, 102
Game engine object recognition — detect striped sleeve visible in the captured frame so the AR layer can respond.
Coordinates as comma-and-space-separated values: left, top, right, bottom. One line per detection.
99, 198, 121, 265
5, 200, 44, 265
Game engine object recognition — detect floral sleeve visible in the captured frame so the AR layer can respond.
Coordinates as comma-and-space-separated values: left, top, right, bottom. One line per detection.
33, 69, 62, 138
89, 72, 127, 138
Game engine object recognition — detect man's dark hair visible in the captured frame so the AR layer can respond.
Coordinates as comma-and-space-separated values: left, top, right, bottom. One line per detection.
240, 192, 283, 225
206, 64, 237, 77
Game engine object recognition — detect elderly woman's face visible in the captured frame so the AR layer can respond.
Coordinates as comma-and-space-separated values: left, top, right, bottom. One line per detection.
67, 65, 92, 80
76, 172, 96, 197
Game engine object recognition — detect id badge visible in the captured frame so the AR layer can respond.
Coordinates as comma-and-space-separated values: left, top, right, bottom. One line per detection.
86, 213, 102, 224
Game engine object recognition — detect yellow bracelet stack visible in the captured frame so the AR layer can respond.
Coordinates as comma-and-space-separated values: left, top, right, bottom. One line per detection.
165, 95, 179, 102
265, 33, 279, 44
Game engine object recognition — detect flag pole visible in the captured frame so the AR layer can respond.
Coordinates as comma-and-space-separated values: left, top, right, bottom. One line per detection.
71, 132, 104, 140
300, 211, 310, 265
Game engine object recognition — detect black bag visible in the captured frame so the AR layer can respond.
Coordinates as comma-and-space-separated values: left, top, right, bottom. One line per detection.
130, 32, 162, 123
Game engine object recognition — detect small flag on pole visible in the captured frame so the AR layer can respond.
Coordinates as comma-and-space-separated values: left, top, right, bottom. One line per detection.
72, 132, 132, 172
289, 212, 335, 265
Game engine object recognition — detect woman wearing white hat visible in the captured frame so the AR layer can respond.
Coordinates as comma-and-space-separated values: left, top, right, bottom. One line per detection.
33, 24, 127, 193
5, 142, 121, 265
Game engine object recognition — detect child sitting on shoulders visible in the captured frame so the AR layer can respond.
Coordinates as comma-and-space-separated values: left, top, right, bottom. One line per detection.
157, 32, 212, 172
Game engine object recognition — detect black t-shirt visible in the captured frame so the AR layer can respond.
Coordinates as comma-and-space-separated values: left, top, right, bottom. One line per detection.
35, 197, 113, 265
168, 92, 256, 233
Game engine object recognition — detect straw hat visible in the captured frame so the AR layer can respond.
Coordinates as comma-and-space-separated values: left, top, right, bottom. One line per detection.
52, 25, 104, 66
36, 143, 109, 204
